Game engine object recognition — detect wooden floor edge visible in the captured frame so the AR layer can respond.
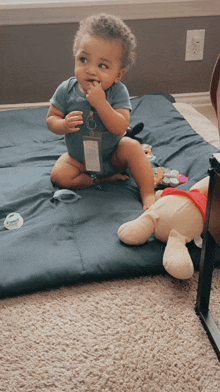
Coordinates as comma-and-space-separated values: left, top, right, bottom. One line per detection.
172, 91, 212, 106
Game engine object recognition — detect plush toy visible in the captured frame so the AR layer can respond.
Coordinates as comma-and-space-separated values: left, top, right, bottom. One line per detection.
118, 176, 210, 279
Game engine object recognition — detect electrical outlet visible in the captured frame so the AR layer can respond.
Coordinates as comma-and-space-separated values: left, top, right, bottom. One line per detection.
185, 29, 205, 61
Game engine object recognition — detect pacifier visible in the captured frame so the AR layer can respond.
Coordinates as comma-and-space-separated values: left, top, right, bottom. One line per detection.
53, 189, 82, 203
4, 212, 24, 230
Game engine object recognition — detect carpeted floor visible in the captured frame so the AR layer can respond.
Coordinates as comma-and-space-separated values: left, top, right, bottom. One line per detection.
1, 271, 220, 391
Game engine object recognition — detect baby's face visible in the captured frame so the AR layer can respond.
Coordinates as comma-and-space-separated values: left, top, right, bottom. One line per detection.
75, 34, 126, 95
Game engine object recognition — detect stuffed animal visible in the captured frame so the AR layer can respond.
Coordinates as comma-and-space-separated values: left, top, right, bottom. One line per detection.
117, 176, 210, 279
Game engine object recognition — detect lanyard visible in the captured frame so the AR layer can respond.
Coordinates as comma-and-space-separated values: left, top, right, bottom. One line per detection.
83, 106, 103, 173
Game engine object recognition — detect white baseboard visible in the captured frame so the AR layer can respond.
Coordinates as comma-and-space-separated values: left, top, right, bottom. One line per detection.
0, 102, 50, 111
0, 92, 212, 111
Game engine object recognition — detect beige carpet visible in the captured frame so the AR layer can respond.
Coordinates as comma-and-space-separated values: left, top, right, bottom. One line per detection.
1, 271, 220, 391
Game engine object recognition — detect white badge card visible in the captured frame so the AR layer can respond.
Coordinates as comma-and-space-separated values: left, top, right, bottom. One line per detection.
83, 134, 102, 173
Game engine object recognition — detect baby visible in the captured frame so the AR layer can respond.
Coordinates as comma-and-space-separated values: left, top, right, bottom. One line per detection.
47, 13, 155, 210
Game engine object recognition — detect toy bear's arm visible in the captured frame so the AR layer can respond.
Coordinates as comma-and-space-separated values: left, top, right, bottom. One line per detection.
190, 175, 209, 193
117, 210, 159, 245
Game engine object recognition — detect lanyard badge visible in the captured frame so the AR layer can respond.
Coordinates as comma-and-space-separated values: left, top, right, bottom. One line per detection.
83, 107, 103, 173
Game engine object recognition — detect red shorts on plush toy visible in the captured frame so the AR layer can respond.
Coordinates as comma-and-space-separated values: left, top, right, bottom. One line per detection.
161, 188, 208, 223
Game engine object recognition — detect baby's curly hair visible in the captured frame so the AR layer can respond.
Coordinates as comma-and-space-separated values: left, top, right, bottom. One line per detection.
73, 14, 136, 70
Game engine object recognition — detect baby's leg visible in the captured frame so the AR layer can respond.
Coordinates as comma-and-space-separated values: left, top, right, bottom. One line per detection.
51, 152, 129, 190
51, 152, 94, 189
112, 137, 155, 209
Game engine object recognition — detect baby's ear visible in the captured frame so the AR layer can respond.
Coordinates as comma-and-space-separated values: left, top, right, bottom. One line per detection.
115, 68, 127, 83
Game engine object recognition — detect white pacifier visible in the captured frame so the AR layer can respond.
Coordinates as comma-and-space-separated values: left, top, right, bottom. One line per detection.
53, 189, 82, 203
4, 212, 24, 230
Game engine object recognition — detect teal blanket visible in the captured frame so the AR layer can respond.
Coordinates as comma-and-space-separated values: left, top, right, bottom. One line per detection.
1, 94, 219, 298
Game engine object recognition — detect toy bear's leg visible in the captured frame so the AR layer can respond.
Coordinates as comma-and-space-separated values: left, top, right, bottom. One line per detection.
118, 211, 158, 245
163, 229, 194, 279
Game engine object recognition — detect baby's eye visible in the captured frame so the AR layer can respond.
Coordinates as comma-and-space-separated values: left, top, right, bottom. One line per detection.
99, 63, 108, 69
80, 57, 88, 64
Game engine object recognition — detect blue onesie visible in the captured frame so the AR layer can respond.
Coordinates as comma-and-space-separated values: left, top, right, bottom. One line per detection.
50, 77, 132, 177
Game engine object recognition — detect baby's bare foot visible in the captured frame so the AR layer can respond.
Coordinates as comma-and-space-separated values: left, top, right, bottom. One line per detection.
142, 194, 155, 210
110, 173, 129, 182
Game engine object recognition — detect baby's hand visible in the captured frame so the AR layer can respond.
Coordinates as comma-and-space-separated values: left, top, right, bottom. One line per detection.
65, 111, 83, 133
86, 81, 106, 108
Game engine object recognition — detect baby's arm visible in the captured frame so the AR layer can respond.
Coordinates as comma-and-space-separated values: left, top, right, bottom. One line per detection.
86, 82, 130, 136
46, 105, 83, 135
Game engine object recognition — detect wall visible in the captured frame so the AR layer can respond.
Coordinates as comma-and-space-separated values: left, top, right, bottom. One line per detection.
1, 13, 220, 104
